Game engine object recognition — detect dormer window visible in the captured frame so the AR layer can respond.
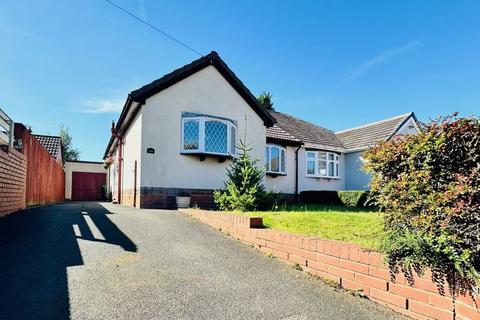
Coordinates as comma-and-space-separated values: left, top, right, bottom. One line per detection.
181, 115, 236, 157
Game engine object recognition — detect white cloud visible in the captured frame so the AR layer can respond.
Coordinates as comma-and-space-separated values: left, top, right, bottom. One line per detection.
347, 40, 420, 79
79, 80, 143, 113
0, 25, 44, 41
82, 97, 126, 113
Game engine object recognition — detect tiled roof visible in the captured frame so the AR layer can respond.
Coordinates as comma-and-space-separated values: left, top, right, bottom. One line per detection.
105, 51, 276, 158
267, 111, 344, 149
33, 134, 62, 159
336, 113, 413, 150
266, 123, 301, 144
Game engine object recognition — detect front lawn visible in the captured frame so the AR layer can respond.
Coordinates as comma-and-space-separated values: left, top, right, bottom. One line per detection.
242, 205, 384, 250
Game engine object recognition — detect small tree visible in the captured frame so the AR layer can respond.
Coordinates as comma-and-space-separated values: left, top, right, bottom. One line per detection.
214, 140, 265, 211
364, 114, 480, 310
257, 91, 275, 111
59, 125, 80, 162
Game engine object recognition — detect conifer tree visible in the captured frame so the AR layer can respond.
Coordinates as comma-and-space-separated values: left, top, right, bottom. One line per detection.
214, 140, 265, 211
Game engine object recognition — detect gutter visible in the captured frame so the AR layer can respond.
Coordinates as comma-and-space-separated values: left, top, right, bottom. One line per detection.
294, 144, 302, 203
103, 94, 132, 159
110, 121, 123, 204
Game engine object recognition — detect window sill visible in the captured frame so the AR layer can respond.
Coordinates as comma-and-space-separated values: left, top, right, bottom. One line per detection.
266, 171, 287, 177
181, 151, 233, 163
305, 175, 341, 180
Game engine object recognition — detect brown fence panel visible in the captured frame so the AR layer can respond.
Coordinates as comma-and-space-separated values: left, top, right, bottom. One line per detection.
15, 124, 65, 206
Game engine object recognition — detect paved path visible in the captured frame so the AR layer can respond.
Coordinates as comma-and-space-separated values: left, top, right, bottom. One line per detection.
0, 202, 406, 320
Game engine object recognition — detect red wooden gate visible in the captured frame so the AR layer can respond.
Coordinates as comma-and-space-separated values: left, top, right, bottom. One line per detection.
71, 172, 106, 201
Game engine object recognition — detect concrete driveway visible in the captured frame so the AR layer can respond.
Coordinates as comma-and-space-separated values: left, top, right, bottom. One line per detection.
0, 202, 406, 320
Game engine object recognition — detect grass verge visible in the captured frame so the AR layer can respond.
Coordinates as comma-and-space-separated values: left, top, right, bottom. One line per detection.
239, 205, 384, 250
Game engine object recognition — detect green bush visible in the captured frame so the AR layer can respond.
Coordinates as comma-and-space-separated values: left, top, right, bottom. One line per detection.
337, 190, 370, 207
214, 183, 257, 212
256, 191, 284, 211
299, 191, 342, 205
364, 114, 480, 299
214, 140, 265, 212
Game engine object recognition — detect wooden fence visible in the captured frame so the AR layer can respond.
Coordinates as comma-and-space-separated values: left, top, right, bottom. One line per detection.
15, 124, 65, 206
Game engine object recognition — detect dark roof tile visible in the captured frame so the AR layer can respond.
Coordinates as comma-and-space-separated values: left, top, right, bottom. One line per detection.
104, 51, 276, 158
267, 111, 344, 149
336, 113, 413, 150
33, 135, 62, 159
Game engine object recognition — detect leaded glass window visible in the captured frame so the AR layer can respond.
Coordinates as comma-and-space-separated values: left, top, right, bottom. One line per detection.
183, 119, 199, 150
205, 121, 227, 154
181, 116, 236, 156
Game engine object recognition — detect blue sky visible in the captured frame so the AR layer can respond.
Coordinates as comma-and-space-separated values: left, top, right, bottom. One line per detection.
1, 0, 479, 160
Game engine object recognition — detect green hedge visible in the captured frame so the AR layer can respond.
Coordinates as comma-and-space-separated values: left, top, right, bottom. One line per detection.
364, 114, 480, 297
299, 191, 342, 205
337, 190, 370, 207
299, 190, 370, 207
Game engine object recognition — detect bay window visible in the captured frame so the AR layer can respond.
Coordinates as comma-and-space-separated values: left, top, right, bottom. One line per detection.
181, 115, 236, 156
306, 151, 339, 178
266, 144, 286, 174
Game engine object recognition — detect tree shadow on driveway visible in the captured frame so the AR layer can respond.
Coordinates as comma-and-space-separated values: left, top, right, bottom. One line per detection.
0, 202, 136, 320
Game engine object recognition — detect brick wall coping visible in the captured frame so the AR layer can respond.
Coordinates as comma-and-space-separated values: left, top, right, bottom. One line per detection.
181, 209, 479, 320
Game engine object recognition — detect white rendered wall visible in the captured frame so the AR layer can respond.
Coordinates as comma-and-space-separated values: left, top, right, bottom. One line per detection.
265, 145, 297, 194
64, 161, 108, 200
397, 117, 419, 135
344, 151, 370, 190
140, 65, 266, 190
121, 111, 143, 193
297, 148, 345, 192
266, 146, 347, 194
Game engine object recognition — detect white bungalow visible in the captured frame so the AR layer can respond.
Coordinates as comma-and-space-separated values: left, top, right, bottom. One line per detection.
104, 51, 419, 208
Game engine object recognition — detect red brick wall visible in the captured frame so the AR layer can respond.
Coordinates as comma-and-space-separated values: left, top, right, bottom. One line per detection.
16, 124, 65, 206
184, 209, 479, 320
0, 146, 26, 217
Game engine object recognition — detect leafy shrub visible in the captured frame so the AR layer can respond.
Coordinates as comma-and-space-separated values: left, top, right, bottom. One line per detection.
364, 114, 480, 298
299, 191, 342, 205
256, 191, 284, 211
214, 183, 257, 212
214, 140, 265, 211
337, 190, 370, 207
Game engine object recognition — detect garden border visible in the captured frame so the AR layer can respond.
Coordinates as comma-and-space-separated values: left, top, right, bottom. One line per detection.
182, 209, 479, 320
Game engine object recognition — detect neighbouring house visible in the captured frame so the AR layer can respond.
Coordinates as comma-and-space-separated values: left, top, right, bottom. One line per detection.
32, 132, 110, 202
104, 51, 420, 209
32, 134, 108, 201
336, 113, 419, 190
33, 134, 63, 165
265, 111, 420, 195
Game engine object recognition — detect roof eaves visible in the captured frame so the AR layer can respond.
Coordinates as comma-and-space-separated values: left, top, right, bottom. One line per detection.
207, 52, 276, 127
303, 142, 346, 153
130, 51, 275, 127
343, 146, 369, 153
103, 94, 133, 159
386, 112, 415, 141
266, 137, 303, 147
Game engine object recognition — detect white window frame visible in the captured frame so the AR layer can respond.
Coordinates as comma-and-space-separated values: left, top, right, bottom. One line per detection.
181, 116, 236, 156
305, 150, 340, 178
266, 144, 286, 175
